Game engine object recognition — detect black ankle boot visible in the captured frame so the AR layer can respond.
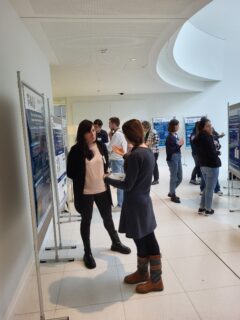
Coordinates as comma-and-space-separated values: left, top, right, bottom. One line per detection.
110, 231, 131, 254
83, 253, 96, 269
83, 238, 96, 269
171, 194, 181, 203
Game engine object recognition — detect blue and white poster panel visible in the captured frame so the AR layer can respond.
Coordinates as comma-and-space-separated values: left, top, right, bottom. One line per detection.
184, 116, 202, 149
152, 117, 173, 147
52, 117, 67, 208
229, 104, 240, 178
23, 86, 52, 228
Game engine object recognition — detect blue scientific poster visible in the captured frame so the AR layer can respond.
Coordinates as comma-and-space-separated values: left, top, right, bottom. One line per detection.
184, 116, 202, 149
152, 117, 173, 147
52, 117, 67, 207
23, 86, 52, 227
229, 104, 240, 178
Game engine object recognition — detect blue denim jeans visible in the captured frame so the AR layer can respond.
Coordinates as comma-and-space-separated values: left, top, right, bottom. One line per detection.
167, 153, 183, 195
110, 160, 124, 207
200, 176, 221, 193
200, 167, 219, 210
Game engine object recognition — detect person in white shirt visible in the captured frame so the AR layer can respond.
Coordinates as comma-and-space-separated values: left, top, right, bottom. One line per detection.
108, 117, 127, 209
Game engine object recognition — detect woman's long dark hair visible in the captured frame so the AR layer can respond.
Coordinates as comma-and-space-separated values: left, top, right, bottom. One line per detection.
197, 117, 210, 135
76, 120, 95, 160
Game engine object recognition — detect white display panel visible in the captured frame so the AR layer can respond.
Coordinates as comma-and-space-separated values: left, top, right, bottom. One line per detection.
52, 117, 67, 208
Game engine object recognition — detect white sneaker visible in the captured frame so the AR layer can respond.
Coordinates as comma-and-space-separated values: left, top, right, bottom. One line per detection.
112, 206, 121, 212
216, 191, 223, 196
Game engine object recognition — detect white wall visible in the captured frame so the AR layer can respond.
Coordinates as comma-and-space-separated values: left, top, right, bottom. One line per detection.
0, 1, 53, 318
64, 0, 240, 179
66, 85, 229, 173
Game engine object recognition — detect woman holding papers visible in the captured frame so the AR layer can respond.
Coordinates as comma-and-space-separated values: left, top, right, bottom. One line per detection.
105, 119, 164, 294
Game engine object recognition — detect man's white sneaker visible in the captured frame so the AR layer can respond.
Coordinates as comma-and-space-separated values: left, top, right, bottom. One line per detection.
112, 206, 121, 212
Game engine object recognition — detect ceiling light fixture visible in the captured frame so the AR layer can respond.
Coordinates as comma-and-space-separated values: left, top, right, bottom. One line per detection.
130, 58, 137, 61
100, 48, 108, 54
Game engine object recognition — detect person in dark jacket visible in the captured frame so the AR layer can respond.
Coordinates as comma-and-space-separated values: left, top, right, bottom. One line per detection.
193, 118, 221, 215
165, 119, 184, 203
67, 120, 130, 269
93, 119, 109, 144
104, 119, 164, 294
142, 121, 160, 185
200, 127, 224, 195
189, 122, 201, 185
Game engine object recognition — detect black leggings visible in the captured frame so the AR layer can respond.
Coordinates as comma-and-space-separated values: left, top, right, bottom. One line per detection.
80, 191, 115, 251
153, 153, 159, 181
134, 232, 160, 258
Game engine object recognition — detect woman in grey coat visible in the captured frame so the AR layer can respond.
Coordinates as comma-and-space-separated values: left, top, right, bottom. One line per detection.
104, 119, 164, 294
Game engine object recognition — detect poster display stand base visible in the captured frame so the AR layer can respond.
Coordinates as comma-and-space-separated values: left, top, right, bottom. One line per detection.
45, 244, 77, 251
59, 202, 81, 223
226, 173, 240, 216
40, 257, 74, 264
48, 317, 69, 320
59, 214, 81, 224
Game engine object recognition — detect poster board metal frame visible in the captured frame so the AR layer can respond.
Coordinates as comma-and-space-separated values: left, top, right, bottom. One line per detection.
152, 117, 174, 148
51, 115, 68, 211
17, 71, 69, 320
18, 73, 53, 250
45, 103, 76, 251
184, 116, 202, 149
228, 103, 240, 180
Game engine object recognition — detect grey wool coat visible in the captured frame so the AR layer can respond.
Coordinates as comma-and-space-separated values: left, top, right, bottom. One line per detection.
105, 146, 157, 239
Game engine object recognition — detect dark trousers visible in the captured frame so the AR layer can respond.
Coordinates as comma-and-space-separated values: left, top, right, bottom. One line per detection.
80, 191, 116, 253
134, 232, 160, 258
191, 153, 201, 180
153, 153, 159, 181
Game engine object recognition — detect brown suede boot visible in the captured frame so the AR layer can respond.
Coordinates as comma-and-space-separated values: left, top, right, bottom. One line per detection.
124, 256, 149, 284
136, 254, 164, 294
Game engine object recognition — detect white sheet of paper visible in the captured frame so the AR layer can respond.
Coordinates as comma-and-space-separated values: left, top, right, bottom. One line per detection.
108, 173, 125, 181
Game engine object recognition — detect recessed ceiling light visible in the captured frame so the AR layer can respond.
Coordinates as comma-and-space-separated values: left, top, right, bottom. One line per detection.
100, 48, 108, 54
130, 58, 137, 61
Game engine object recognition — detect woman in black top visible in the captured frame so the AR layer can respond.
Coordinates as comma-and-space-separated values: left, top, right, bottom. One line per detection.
165, 119, 184, 203
67, 120, 130, 269
105, 119, 164, 294
190, 121, 201, 185
193, 118, 221, 215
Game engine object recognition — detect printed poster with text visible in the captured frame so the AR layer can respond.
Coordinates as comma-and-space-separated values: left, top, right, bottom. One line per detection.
184, 116, 202, 149
152, 117, 173, 147
52, 118, 67, 207
229, 105, 240, 177
23, 87, 52, 227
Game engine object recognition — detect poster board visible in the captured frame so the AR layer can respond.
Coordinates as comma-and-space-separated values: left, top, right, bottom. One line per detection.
228, 103, 240, 179
52, 116, 68, 209
19, 80, 53, 248
152, 117, 173, 147
184, 116, 202, 149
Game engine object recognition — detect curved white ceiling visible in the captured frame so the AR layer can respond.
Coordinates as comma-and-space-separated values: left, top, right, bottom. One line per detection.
10, 0, 211, 97
155, 0, 240, 92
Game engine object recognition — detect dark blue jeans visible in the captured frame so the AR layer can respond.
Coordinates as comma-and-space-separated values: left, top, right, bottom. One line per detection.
110, 159, 124, 207
200, 167, 219, 210
167, 153, 182, 195
200, 175, 220, 192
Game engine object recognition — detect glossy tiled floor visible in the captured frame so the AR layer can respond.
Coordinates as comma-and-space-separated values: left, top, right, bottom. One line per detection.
11, 162, 240, 320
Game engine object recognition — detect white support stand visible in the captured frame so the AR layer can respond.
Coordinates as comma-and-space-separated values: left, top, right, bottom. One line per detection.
226, 102, 240, 224
44, 103, 77, 254
17, 71, 69, 320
